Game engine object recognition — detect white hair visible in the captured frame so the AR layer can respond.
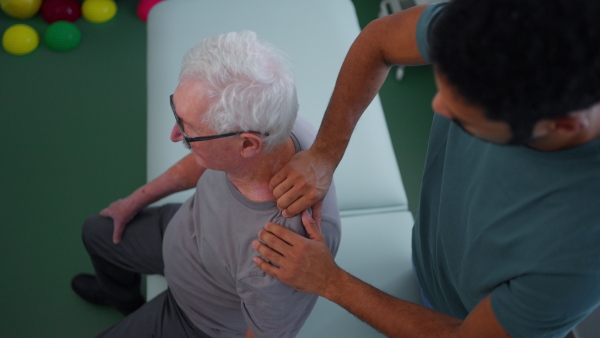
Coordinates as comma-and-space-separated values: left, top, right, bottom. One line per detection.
179, 31, 298, 152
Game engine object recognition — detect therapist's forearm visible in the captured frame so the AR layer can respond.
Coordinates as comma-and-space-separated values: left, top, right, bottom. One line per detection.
323, 269, 463, 337
310, 5, 428, 166
322, 269, 509, 338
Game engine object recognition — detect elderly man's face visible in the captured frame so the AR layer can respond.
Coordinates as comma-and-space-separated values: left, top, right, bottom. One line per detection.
170, 79, 240, 170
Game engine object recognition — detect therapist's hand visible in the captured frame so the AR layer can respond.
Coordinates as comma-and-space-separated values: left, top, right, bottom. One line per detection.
270, 148, 335, 219
253, 210, 342, 296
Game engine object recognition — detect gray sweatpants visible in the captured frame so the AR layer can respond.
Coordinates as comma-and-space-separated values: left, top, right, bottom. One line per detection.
81, 204, 210, 337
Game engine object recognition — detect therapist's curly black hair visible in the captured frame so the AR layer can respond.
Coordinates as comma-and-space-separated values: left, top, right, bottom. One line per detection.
430, 0, 600, 142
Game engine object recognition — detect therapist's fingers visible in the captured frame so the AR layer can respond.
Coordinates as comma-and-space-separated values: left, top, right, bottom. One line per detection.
257, 223, 296, 253
253, 217, 337, 294
253, 254, 281, 277
271, 149, 333, 217
301, 209, 324, 240
273, 182, 311, 218
264, 221, 312, 246
308, 202, 323, 232
281, 193, 321, 218
270, 150, 312, 197
253, 211, 325, 267
270, 169, 291, 199
252, 239, 285, 268
270, 159, 308, 202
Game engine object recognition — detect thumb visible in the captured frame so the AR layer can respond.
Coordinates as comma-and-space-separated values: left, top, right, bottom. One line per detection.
99, 208, 110, 218
301, 209, 323, 241
311, 201, 323, 231
113, 222, 124, 244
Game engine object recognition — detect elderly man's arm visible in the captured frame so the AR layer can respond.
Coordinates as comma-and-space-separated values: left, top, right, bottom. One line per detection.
101, 153, 206, 243
253, 217, 510, 338
270, 5, 429, 218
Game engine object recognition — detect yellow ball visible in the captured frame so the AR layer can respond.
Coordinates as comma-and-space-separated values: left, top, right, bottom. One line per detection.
0, 0, 42, 19
82, 0, 117, 23
2, 24, 39, 56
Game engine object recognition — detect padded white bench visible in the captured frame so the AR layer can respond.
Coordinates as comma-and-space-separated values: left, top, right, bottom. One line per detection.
146, 1, 421, 336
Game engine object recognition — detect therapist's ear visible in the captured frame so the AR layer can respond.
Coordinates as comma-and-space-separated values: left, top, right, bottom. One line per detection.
533, 115, 587, 138
239, 133, 263, 158
551, 115, 588, 132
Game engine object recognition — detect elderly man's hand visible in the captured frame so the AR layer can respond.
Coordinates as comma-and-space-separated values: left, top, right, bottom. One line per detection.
270, 149, 335, 219
252, 210, 342, 296
99, 197, 141, 244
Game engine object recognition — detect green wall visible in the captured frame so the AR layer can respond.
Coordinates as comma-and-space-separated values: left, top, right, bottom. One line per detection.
0, 1, 435, 336
1, 2, 147, 336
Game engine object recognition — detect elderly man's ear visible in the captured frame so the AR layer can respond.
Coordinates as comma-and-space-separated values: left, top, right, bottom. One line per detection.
239, 133, 263, 158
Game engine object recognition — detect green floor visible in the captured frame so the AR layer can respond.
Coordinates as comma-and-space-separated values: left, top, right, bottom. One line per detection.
0, 1, 435, 337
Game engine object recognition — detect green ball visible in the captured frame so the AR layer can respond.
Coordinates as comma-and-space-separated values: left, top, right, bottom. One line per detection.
44, 21, 81, 51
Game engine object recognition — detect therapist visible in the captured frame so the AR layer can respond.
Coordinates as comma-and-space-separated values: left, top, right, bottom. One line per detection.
252, 0, 600, 337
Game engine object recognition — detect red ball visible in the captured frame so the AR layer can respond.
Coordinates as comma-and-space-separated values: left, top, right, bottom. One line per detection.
137, 0, 164, 22
41, 0, 81, 24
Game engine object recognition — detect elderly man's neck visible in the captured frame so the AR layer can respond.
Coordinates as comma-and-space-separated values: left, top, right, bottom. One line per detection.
227, 137, 296, 202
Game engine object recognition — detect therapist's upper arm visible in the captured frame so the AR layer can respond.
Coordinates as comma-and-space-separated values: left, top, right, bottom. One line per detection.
365, 5, 429, 66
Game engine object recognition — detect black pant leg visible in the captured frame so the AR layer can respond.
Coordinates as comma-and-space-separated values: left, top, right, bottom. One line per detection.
97, 289, 211, 338
82, 203, 181, 303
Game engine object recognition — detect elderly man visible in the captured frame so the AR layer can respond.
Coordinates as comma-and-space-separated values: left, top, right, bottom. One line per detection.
71, 31, 341, 337
253, 0, 600, 337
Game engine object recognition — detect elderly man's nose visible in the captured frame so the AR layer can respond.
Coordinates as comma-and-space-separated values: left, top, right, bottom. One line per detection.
171, 124, 183, 142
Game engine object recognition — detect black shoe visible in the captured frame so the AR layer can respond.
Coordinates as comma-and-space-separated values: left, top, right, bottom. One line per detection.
71, 273, 146, 315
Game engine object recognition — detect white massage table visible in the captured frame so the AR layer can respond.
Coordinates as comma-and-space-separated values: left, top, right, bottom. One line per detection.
145, 1, 421, 336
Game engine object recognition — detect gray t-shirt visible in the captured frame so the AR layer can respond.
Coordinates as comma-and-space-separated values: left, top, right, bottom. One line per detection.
163, 116, 341, 337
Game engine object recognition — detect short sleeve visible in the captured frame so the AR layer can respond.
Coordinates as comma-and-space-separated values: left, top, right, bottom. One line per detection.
236, 214, 321, 337
237, 273, 318, 338
491, 268, 600, 338
235, 194, 340, 337
416, 2, 449, 64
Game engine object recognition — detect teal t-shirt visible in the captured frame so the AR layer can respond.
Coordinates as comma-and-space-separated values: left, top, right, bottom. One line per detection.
413, 3, 600, 337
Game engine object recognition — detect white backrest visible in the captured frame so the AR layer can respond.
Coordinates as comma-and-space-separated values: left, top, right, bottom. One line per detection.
147, 0, 408, 213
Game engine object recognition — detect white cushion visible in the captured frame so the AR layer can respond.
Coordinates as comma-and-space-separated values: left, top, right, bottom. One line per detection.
146, 1, 420, 336
298, 211, 420, 337
146, 0, 408, 212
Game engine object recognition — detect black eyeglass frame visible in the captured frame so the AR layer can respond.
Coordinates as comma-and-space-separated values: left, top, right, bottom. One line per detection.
170, 94, 268, 149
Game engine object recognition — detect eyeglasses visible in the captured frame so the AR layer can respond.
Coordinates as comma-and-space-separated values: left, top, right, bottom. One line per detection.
170, 94, 269, 149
